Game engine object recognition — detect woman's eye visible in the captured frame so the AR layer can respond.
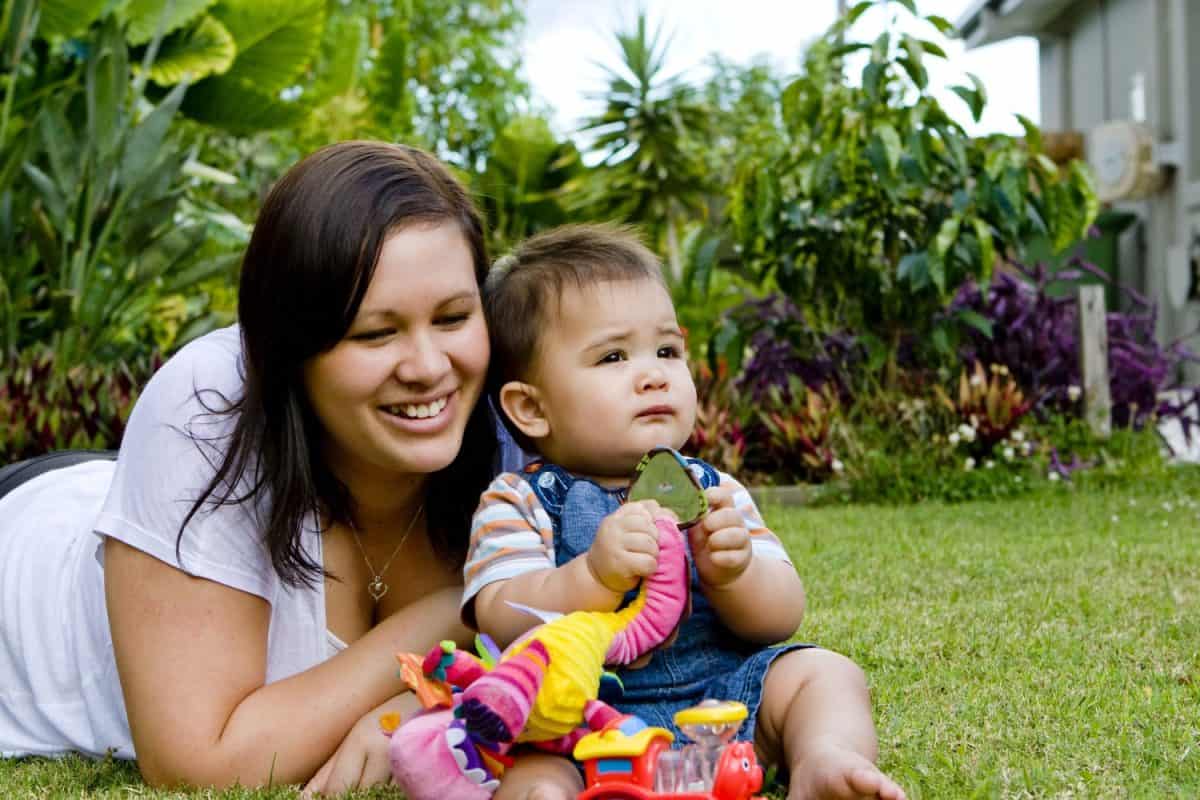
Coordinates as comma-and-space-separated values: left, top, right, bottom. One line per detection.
598, 351, 626, 364
657, 345, 681, 358
350, 328, 394, 342
436, 312, 471, 327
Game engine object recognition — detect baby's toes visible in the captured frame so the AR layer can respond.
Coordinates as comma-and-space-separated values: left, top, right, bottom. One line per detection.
846, 766, 906, 800
845, 766, 885, 796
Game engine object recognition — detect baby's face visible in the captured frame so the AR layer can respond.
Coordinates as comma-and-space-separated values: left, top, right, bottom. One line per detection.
528, 278, 697, 482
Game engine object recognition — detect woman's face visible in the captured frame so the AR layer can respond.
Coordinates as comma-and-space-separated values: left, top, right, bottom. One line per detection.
303, 221, 489, 482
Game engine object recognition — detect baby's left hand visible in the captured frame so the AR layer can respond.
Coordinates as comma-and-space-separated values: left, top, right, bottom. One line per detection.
690, 484, 753, 589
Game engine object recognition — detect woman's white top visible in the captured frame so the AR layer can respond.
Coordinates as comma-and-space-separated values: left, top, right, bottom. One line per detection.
0, 324, 525, 759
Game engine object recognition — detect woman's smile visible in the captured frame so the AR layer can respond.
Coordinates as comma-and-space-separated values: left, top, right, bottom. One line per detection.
378, 390, 457, 433
381, 393, 452, 420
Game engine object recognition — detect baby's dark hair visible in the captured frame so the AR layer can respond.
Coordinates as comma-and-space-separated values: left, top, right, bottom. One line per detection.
484, 223, 666, 387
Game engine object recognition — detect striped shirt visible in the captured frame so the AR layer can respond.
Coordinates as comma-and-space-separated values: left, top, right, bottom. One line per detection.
461, 470, 791, 617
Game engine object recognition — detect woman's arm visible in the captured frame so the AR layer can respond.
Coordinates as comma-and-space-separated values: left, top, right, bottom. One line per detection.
105, 538, 468, 789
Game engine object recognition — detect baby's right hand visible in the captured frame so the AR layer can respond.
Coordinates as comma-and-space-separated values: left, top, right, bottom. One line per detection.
586, 501, 662, 593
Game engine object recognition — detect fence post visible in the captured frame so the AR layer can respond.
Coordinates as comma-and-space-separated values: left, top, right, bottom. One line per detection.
1077, 285, 1112, 439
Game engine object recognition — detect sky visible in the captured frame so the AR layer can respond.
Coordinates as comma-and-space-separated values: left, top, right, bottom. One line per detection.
520, 0, 1040, 140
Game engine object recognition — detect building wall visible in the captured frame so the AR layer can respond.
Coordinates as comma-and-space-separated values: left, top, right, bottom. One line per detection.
1036, 0, 1198, 379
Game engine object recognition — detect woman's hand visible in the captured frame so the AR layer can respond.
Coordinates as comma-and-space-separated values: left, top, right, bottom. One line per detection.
302, 693, 418, 797
495, 751, 584, 800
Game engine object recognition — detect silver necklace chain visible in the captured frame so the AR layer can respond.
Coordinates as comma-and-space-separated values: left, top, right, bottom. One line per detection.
346, 503, 424, 602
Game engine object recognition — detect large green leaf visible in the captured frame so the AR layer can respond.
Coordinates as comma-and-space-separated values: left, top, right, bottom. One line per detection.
368, 23, 412, 127
489, 115, 559, 187
208, 0, 324, 93
38, 0, 106, 39
124, 0, 217, 45
146, 14, 235, 85
180, 74, 308, 133
312, 11, 367, 100
37, 100, 78, 192
121, 80, 187, 187
86, 20, 129, 163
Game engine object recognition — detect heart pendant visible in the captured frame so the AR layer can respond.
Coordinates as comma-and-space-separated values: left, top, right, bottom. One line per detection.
367, 577, 388, 602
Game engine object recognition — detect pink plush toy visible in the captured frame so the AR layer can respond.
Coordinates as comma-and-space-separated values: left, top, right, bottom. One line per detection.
382, 516, 693, 800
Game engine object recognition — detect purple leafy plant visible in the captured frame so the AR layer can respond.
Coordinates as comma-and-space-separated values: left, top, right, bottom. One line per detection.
723, 295, 862, 405
949, 259, 1198, 429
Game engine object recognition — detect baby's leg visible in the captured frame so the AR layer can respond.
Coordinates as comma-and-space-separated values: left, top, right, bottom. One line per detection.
754, 649, 906, 800
494, 751, 583, 800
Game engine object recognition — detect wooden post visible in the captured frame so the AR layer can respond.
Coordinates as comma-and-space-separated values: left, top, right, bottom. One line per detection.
1077, 285, 1112, 438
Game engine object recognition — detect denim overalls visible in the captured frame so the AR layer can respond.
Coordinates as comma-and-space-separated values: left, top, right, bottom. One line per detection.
525, 459, 813, 744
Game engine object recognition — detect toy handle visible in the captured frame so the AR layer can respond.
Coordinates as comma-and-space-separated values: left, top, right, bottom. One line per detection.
603, 517, 690, 666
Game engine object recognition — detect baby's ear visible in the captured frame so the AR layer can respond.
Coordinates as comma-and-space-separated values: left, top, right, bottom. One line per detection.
498, 381, 550, 440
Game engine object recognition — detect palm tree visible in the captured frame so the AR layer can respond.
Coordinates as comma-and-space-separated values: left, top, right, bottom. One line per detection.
568, 12, 712, 278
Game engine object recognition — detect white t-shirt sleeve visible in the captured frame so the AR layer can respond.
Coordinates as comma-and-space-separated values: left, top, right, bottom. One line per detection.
717, 471, 793, 565
93, 326, 277, 600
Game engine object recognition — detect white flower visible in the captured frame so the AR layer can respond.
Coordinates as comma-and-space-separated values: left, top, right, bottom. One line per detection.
984, 460, 995, 469
1067, 385, 1082, 402
1111, 514, 1120, 523
964, 457, 976, 471
970, 372, 985, 387
1011, 430, 1025, 443
948, 432, 961, 446
958, 424, 977, 443
1002, 446, 1015, 461
1163, 502, 1174, 512
1022, 441, 1034, 456
1014, 475, 1023, 483
1048, 472, 1061, 482
831, 458, 845, 474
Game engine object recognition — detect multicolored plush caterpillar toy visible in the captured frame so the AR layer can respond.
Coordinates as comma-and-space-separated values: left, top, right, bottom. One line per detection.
381, 449, 703, 800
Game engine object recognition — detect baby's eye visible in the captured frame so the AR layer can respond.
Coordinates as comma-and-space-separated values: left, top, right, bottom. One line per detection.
598, 350, 626, 364
657, 345, 681, 358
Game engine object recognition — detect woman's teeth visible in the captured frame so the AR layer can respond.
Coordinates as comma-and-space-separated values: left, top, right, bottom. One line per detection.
387, 396, 448, 419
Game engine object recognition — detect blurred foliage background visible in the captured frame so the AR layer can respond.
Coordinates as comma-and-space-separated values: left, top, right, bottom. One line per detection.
1, 0, 1193, 499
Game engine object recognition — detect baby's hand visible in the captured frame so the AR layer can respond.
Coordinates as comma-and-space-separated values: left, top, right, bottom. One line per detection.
690, 484, 753, 589
586, 501, 662, 593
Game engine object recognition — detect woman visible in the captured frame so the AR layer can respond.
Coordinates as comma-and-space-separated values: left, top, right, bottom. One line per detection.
0, 141, 579, 798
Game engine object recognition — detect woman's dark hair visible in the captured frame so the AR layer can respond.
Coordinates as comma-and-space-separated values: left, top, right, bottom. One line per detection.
183, 140, 495, 587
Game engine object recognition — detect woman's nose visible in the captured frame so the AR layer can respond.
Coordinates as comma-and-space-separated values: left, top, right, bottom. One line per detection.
394, 332, 450, 385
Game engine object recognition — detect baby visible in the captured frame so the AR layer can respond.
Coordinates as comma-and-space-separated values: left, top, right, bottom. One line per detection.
464, 224, 905, 800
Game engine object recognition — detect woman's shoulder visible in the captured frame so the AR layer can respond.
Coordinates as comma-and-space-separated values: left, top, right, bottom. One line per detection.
146, 325, 243, 401
117, 325, 245, 468
129, 325, 245, 427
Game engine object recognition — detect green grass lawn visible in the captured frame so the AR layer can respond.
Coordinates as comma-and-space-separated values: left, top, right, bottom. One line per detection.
4, 470, 1198, 798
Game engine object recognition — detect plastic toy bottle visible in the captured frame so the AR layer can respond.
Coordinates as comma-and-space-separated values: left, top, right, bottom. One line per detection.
654, 700, 747, 794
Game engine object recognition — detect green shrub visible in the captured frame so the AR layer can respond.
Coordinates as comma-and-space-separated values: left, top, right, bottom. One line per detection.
724, 0, 1097, 371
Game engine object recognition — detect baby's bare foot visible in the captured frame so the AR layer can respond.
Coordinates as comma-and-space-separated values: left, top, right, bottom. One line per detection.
788, 742, 906, 800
